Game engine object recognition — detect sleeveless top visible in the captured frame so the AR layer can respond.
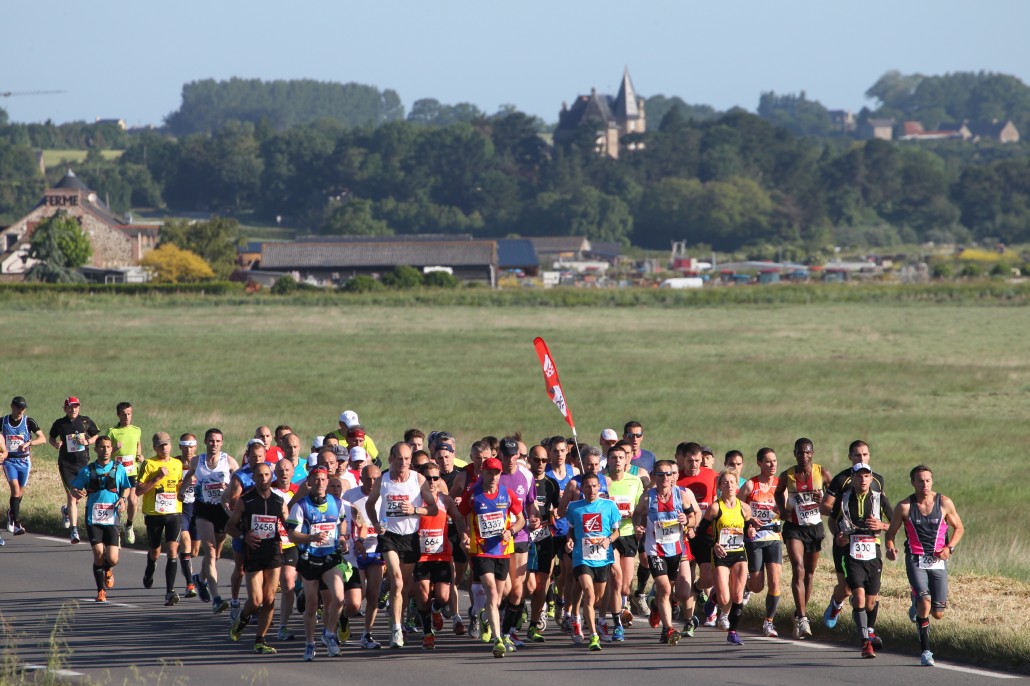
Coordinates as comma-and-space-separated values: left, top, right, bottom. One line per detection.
643, 488, 685, 557
744, 475, 781, 541
904, 494, 948, 558
417, 493, 452, 562
713, 498, 746, 553
1, 415, 31, 459
378, 469, 423, 535
195, 452, 232, 505
784, 464, 824, 527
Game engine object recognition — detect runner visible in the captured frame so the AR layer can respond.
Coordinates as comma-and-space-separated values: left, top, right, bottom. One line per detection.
344, 463, 387, 649
544, 436, 578, 632
497, 437, 536, 647
2, 396, 44, 536
700, 446, 716, 471
288, 465, 349, 661
136, 432, 184, 606
437, 435, 470, 633
365, 442, 439, 649
676, 442, 718, 628
525, 444, 560, 642
828, 462, 892, 658
774, 437, 832, 639
603, 443, 644, 642
255, 426, 283, 463
632, 459, 700, 646
458, 456, 525, 658
330, 410, 379, 464
106, 402, 143, 545
69, 436, 131, 602
704, 469, 756, 646
224, 440, 267, 621
722, 450, 747, 489
739, 447, 783, 637
885, 465, 965, 667
272, 457, 301, 641
566, 473, 621, 651
404, 428, 425, 453
181, 428, 238, 612
624, 421, 656, 474
413, 460, 467, 649
176, 433, 200, 599
820, 440, 888, 636
48, 396, 100, 544
227, 461, 290, 654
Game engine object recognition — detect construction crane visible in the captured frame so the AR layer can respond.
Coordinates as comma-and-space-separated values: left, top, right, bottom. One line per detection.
0, 90, 65, 98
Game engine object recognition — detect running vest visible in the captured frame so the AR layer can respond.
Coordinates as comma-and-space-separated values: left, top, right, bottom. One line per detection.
837, 488, 882, 561
547, 464, 576, 536
607, 474, 644, 537
744, 476, 781, 541
785, 465, 824, 526
467, 485, 515, 557
378, 469, 422, 535
296, 495, 340, 558
240, 489, 285, 557
644, 488, 685, 557
904, 494, 948, 558
87, 462, 120, 494
713, 498, 746, 553
1, 415, 31, 459
417, 493, 452, 562
195, 452, 232, 505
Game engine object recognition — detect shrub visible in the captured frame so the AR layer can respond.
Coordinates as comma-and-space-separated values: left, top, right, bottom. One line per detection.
341, 275, 384, 293
271, 275, 298, 295
931, 262, 953, 279
960, 262, 983, 278
423, 271, 457, 288
381, 265, 424, 289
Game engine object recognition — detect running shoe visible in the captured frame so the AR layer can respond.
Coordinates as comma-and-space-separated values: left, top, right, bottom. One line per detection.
61, 505, 70, 529
337, 618, 351, 644
659, 629, 669, 644
703, 596, 717, 619
277, 626, 295, 641
403, 614, 418, 635
194, 575, 211, 603
322, 629, 341, 656
503, 636, 517, 653
546, 600, 556, 618
561, 614, 572, 633
588, 633, 601, 651
453, 616, 466, 636
508, 629, 525, 648
665, 628, 681, 646
727, 630, 744, 646
861, 639, 876, 659
440, 604, 453, 619
799, 615, 812, 638
184, 584, 198, 599
598, 619, 611, 642
480, 610, 492, 643
716, 611, 730, 630
229, 619, 246, 641
123, 526, 135, 545
361, 633, 381, 649
143, 570, 154, 589
920, 650, 935, 667
620, 607, 635, 627
432, 610, 444, 632
70, 527, 80, 544
95, 589, 107, 603
422, 633, 436, 650
742, 589, 752, 606
390, 626, 404, 649
683, 621, 695, 639
468, 611, 481, 639
13, 522, 25, 536
165, 591, 179, 607
613, 626, 625, 642
648, 599, 660, 629
909, 598, 918, 623
303, 642, 316, 661
762, 620, 778, 637
254, 642, 277, 654
868, 628, 882, 649
538, 614, 548, 633
212, 596, 229, 614
229, 600, 241, 623
492, 638, 505, 658
104, 570, 114, 589
527, 625, 546, 642
793, 616, 803, 639
824, 599, 840, 629
377, 581, 390, 610
703, 609, 717, 627
571, 619, 584, 644
5, 513, 13, 533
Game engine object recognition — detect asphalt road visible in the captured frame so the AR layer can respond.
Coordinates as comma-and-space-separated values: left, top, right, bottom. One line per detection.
1, 533, 1022, 686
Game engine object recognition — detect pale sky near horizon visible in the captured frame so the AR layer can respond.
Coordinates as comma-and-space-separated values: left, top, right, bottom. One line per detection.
3, 0, 1028, 127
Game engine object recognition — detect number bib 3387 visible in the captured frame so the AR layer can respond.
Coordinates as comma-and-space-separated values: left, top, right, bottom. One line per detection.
477, 511, 505, 538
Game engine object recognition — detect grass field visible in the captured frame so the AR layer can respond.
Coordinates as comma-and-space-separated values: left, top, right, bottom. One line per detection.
41, 149, 124, 166
1, 297, 1028, 668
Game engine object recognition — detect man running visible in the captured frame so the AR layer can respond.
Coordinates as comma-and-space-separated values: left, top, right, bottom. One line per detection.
525, 444, 560, 642
624, 421, 656, 473
739, 447, 783, 637
136, 432, 184, 606
885, 465, 965, 667
272, 457, 301, 641
345, 463, 387, 649
603, 444, 644, 642
176, 434, 200, 599
48, 396, 100, 544
2, 396, 44, 536
224, 440, 267, 621
106, 402, 143, 545
497, 437, 536, 647
676, 441, 718, 628
69, 436, 131, 602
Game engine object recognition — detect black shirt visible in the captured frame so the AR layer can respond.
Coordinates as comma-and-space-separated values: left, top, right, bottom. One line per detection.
239, 489, 286, 559
48, 415, 100, 463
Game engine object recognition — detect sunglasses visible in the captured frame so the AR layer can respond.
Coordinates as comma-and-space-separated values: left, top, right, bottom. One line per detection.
532, 458, 549, 464
625, 432, 643, 439
654, 472, 673, 477
426, 475, 442, 481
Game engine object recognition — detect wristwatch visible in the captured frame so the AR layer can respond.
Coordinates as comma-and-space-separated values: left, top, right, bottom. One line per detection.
947, 545, 955, 554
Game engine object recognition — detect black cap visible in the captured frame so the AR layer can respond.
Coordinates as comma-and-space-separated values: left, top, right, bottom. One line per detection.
500, 439, 519, 457
11, 396, 27, 409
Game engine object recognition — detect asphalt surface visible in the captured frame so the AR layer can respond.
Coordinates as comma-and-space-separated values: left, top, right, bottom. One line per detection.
1, 532, 1022, 686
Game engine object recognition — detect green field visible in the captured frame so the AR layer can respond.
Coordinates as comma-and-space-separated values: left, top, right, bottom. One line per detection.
2, 297, 1028, 667
42, 149, 124, 166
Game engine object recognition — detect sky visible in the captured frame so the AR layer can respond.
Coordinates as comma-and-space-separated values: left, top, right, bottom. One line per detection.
3, 0, 1028, 127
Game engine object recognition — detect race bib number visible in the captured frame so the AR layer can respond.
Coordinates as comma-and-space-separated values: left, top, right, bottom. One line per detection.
582, 536, 607, 562
154, 492, 177, 514
251, 514, 278, 540
202, 482, 225, 504
7, 437, 24, 453
614, 496, 633, 518
850, 535, 877, 561
477, 511, 505, 538
310, 521, 337, 549
751, 503, 776, 526
181, 485, 195, 504
386, 494, 410, 517
655, 518, 682, 545
92, 502, 115, 525
918, 554, 945, 570
529, 525, 551, 542
792, 494, 821, 526
65, 432, 87, 453
719, 527, 744, 550
419, 528, 445, 554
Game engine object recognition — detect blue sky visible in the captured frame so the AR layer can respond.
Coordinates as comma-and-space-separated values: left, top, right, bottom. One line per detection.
3, 0, 1028, 127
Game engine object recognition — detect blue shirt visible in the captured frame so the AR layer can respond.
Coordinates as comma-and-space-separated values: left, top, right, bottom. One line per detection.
567, 498, 621, 567
71, 461, 131, 526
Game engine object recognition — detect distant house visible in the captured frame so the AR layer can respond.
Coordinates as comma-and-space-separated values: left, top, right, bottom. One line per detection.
529, 236, 591, 265
497, 238, 539, 276
861, 118, 896, 140
968, 119, 1019, 143
898, 121, 964, 141
0, 170, 159, 278
554, 69, 646, 159
256, 238, 498, 286
829, 110, 856, 132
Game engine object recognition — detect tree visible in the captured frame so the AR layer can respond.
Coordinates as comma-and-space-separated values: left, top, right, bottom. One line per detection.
381, 265, 424, 289
321, 197, 392, 236
0, 140, 46, 223
26, 212, 91, 282
159, 217, 239, 279
139, 243, 216, 283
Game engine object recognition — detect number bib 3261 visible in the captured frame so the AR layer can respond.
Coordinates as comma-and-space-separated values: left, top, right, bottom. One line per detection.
849, 534, 877, 561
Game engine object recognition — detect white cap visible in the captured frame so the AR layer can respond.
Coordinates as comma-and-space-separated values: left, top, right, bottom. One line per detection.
307, 453, 319, 467
312, 435, 325, 450
600, 428, 619, 441
339, 410, 359, 428
349, 446, 368, 464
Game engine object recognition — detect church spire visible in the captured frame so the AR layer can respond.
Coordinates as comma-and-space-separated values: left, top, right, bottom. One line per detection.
613, 67, 640, 119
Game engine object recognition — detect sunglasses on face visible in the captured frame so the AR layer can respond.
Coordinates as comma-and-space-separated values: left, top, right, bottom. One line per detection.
426, 475, 442, 481
654, 472, 673, 477
532, 458, 549, 464
625, 432, 643, 439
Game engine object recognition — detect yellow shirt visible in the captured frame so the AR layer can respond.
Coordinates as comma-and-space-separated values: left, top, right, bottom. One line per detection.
139, 457, 183, 516
106, 424, 142, 476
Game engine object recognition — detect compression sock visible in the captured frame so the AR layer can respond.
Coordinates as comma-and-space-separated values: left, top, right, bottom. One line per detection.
470, 583, 486, 616
729, 602, 743, 631
765, 592, 781, 620
419, 608, 433, 634
93, 565, 105, 591
635, 566, 651, 595
145, 556, 156, 580
179, 553, 193, 580
165, 557, 177, 593
867, 600, 879, 628
10, 496, 21, 522
853, 608, 869, 640
610, 610, 623, 629
917, 617, 930, 652
501, 601, 523, 634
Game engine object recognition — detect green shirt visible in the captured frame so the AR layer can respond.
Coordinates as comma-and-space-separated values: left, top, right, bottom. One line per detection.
106, 424, 142, 476
607, 473, 644, 537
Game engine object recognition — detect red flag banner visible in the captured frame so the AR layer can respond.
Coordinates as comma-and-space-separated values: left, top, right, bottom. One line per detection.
533, 337, 576, 431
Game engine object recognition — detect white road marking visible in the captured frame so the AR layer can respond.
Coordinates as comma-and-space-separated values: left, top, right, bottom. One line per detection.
753, 636, 836, 650
36, 534, 147, 554
80, 598, 139, 608
935, 663, 1023, 680
23, 665, 85, 677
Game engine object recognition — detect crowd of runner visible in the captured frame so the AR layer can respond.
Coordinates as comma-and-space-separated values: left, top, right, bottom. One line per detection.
0, 396, 965, 667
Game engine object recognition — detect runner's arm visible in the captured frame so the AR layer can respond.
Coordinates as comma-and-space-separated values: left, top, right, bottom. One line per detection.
940, 496, 964, 557
364, 477, 382, 532
225, 498, 246, 539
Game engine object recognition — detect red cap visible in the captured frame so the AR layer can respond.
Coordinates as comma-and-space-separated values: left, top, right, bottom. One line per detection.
347, 427, 365, 440
482, 457, 503, 472
64, 396, 80, 407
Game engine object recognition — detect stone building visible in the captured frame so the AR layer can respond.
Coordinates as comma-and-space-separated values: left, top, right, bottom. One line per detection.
0, 170, 159, 278
554, 68, 646, 159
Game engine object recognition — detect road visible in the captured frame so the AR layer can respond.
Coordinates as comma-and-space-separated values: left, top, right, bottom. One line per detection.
1, 533, 1022, 686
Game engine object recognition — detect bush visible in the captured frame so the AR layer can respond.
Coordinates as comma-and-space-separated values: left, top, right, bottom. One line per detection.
271, 275, 299, 295
341, 275, 384, 293
990, 263, 1011, 277
380, 265, 424, 289
931, 262, 953, 279
423, 271, 457, 288
960, 262, 983, 278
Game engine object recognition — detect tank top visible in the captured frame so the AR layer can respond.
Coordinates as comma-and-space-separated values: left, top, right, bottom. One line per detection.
295, 495, 340, 558
713, 498, 746, 553
272, 487, 295, 550
547, 464, 576, 536
785, 464, 824, 526
1, 415, 31, 459
904, 494, 948, 558
607, 474, 644, 537
744, 476, 781, 541
239, 489, 285, 558
643, 488, 685, 557
378, 469, 422, 535
195, 452, 232, 505
417, 493, 452, 562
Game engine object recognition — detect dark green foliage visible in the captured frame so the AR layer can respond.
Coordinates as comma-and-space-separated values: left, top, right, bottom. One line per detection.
340, 275, 384, 293
271, 275, 298, 294
0, 139, 45, 223
158, 217, 240, 279
380, 265, 424, 289
423, 270, 457, 288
